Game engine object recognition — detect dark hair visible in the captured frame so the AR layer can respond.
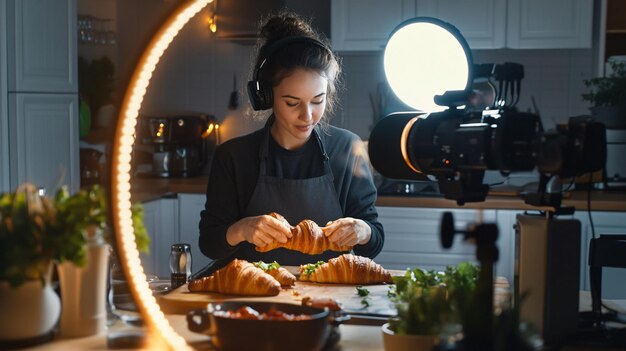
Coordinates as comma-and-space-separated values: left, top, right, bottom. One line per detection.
252, 10, 342, 122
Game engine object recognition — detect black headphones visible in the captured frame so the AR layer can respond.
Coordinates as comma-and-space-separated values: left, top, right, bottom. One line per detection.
247, 36, 330, 111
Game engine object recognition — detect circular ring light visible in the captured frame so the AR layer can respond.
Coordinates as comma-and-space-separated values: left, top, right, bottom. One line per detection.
111, 0, 212, 349
383, 17, 473, 113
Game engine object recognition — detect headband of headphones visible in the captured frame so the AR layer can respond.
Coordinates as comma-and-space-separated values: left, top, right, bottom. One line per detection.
248, 36, 331, 111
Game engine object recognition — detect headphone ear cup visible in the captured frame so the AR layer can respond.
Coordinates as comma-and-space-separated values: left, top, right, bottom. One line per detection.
247, 80, 273, 111
259, 82, 273, 110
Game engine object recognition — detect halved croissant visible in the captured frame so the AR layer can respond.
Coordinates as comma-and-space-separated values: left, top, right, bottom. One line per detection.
256, 212, 352, 254
299, 254, 392, 284
253, 261, 296, 287
188, 259, 281, 296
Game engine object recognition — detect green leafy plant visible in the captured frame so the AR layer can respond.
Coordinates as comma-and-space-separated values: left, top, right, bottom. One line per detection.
388, 262, 479, 336
581, 60, 626, 107
0, 183, 149, 288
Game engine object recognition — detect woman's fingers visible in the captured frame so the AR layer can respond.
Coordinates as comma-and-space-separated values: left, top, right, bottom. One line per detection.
252, 230, 275, 247
325, 219, 354, 246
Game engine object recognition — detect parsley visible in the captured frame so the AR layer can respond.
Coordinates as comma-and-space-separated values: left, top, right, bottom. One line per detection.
302, 261, 325, 275
356, 286, 370, 297
253, 260, 280, 271
361, 297, 370, 308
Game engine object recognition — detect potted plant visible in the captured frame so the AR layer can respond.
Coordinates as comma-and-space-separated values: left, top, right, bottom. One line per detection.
0, 183, 149, 344
383, 262, 479, 351
53, 184, 149, 337
0, 183, 74, 345
582, 59, 626, 129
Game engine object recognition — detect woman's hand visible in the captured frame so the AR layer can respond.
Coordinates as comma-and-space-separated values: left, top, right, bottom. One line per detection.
226, 214, 292, 247
323, 217, 371, 247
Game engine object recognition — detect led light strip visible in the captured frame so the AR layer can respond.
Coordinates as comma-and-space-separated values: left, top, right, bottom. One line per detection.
111, 1, 212, 349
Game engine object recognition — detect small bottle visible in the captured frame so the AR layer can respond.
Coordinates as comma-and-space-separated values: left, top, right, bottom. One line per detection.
169, 243, 192, 289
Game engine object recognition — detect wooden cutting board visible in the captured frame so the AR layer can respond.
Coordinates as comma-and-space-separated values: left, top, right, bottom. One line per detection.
157, 271, 405, 317
157, 271, 510, 319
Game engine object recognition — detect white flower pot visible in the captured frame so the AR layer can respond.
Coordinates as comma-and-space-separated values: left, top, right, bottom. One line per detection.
381, 323, 438, 351
58, 243, 110, 337
0, 264, 61, 344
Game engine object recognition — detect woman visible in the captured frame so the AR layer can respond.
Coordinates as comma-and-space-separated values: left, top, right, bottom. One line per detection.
198, 11, 384, 266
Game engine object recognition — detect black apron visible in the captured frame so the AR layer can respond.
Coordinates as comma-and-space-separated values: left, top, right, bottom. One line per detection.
234, 120, 346, 265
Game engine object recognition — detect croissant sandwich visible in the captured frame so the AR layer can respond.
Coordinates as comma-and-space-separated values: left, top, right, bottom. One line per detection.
253, 261, 296, 287
188, 259, 281, 296
299, 254, 392, 285
256, 212, 352, 255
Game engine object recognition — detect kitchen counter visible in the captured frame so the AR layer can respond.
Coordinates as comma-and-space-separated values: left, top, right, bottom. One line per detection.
21, 316, 384, 351
131, 176, 626, 212
131, 176, 209, 203
21, 291, 626, 351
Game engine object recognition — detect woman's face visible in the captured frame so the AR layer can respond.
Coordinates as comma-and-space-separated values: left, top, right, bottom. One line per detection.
271, 68, 328, 150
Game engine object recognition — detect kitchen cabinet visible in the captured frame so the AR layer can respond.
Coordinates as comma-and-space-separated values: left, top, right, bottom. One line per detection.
178, 193, 212, 273
140, 197, 179, 279
377, 206, 626, 294
331, 0, 592, 51
331, 0, 416, 51
8, 94, 79, 196
375, 207, 514, 280
415, 0, 507, 49
0, 0, 9, 192
139, 194, 210, 279
2, 0, 79, 195
7, 0, 78, 93
595, 0, 626, 75
506, 0, 592, 49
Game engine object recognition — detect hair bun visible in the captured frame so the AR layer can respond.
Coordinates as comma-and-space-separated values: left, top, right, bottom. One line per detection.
260, 11, 317, 45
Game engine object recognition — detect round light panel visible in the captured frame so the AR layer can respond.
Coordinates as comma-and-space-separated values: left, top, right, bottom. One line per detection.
383, 17, 472, 112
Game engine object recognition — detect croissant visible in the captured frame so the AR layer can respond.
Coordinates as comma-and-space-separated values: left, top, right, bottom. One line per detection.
299, 254, 392, 284
256, 213, 352, 255
253, 261, 296, 287
188, 259, 281, 296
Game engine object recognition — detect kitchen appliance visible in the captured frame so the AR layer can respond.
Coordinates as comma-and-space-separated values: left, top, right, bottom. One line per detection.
136, 115, 216, 178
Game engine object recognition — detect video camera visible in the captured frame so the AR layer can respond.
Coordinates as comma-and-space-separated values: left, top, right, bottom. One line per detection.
369, 97, 607, 207
368, 19, 606, 208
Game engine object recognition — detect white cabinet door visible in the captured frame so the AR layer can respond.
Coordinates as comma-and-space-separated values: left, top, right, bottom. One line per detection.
140, 197, 179, 279
8, 93, 79, 195
178, 193, 212, 274
0, 0, 9, 192
376, 206, 497, 272
506, 0, 593, 49
417, 0, 506, 49
331, 0, 415, 51
6, 0, 77, 93
331, 0, 593, 51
